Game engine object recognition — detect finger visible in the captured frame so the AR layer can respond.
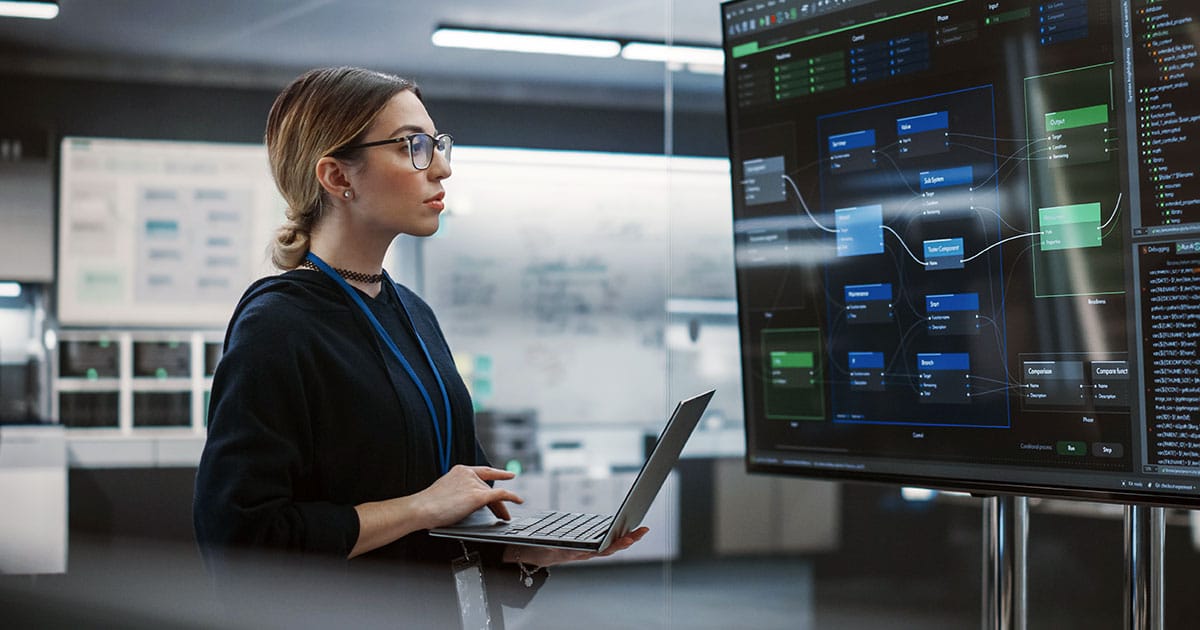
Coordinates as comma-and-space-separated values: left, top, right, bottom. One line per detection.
609, 537, 636, 552
563, 550, 589, 563
486, 500, 512, 521
610, 528, 648, 548
471, 466, 518, 481
486, 488, 523, 505
600, 528, 650, 555
598, 540, 628, 556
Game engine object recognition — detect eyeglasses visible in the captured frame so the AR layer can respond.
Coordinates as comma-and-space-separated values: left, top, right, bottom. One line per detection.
332, 132, 453, 170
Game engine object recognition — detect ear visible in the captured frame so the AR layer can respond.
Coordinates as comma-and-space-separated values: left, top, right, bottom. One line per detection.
315, 156, 353, 197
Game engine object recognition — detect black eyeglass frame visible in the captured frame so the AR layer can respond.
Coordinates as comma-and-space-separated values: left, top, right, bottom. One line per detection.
331, 132, 453, 170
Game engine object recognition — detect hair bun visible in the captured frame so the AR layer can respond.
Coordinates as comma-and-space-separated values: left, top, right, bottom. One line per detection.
272, 221, 311, 270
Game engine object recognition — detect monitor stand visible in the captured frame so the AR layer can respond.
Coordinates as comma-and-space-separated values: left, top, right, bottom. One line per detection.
981, 495, 1028, 630
1124, 505, 1165, 630
981, 496, 1167, 629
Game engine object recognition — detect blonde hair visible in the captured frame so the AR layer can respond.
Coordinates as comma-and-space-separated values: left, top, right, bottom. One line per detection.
264, 67, 420, 270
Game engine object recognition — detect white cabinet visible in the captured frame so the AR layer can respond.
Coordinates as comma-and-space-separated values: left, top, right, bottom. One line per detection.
0, 425, 66, 574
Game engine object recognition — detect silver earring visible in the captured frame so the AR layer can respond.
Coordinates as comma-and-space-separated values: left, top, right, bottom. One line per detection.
343, 189, 352, 199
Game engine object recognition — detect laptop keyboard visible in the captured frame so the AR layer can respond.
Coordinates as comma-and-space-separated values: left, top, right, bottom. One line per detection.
502, 511, 613, 542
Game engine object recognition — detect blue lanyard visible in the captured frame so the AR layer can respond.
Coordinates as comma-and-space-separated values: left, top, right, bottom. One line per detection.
305, 252, 453, 475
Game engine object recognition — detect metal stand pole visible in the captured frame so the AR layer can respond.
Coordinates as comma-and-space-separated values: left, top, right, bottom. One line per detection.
982, 495, 1028, 630
1124, 505, 1165, 630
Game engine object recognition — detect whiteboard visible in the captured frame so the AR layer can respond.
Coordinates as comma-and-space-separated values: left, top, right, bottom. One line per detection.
57, 137, 284, 327
54, 139, 741, 440
423, 148, 734, 427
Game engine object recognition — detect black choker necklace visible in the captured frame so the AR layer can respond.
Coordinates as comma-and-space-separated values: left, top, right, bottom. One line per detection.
299, 260, 383, 284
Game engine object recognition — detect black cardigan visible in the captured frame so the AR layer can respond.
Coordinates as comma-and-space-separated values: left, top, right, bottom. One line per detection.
193, 269, 538, 625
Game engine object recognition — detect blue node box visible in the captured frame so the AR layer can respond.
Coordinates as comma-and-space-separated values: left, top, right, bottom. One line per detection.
1038, 1, 1090, 46
896, 110, 949, 157
848, 351, 886, 391
835, 204, 885, 257
827, 129, 877, 173
918, 165, 973, 191
917, 352, 971, 404
926, 292, 981, 335
923, 237, 964, 270
844, 282, 893, 323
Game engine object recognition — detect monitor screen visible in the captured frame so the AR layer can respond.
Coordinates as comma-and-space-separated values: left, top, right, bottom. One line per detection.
722, 0, 1200, 505
56, 137, 283, 327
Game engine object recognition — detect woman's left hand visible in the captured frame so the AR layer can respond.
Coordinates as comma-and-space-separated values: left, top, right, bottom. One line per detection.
502, 527, 650, 568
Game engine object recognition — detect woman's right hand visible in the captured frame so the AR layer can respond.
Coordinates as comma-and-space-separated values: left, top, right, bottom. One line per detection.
350, 465, 522, 559
413, 465, 524, 529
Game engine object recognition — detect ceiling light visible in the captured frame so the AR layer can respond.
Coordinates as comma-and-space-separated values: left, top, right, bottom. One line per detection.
620, 42, 724, 67
686, 63, 726, 76
0, 0, 58, 19
0, 282, 21, 298
432, 26, 620, 58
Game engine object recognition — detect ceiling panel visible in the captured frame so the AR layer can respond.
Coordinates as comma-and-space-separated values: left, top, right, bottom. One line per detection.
0, 0, 727, 109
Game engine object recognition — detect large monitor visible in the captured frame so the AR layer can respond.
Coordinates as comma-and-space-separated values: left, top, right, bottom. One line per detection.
722, 0, 1200, 506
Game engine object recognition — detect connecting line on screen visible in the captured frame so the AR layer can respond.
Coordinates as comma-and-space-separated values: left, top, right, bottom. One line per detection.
967, 374, 1027, 391
782, 174, 838, 234
823, 284, 848, 310
881, 225, 930, 266
959, 231, 1044, 264
970, 205, 1025, 232
887, 319, 933, 375
969, 136, 1052, 190
975, 317, 1023, 386
1000, 240, 1034, 306
946, 142, 1053, 162
1098, 192, 1125, 232
870, 150, 923, 196
966, 374, 1025, 386
787, 154, 839, 177
968, 384, 1029, 397
873, 139, 907, 155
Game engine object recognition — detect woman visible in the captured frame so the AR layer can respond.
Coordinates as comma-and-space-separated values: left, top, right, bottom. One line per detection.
193, 66, 646, 627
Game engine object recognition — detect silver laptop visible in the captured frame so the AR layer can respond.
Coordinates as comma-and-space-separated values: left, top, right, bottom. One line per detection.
430, 389, 715, 552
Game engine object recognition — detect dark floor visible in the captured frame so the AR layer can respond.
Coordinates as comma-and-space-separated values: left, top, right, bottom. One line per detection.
0, 540, 1143, 630
3, 469, 1197, 629
504, 557, 980, 630
2, 545, 972, 630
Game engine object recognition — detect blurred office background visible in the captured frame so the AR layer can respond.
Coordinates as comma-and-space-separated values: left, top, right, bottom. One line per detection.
0, 1, 1197, 628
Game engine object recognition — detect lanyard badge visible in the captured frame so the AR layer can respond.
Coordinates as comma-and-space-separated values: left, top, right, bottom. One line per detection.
304, 252, 453, 475
452, 541, 492, 629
